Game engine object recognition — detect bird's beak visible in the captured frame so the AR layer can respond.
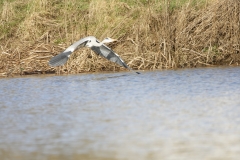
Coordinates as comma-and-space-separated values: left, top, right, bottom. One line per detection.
112, 39, 118, 42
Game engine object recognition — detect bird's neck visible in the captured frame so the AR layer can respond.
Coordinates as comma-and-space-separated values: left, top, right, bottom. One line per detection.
86, 39, 106, 48
91, 40, 104, 47
96, 42, 103, 47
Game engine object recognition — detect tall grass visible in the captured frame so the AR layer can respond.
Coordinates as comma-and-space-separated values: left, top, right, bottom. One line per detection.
0, 0, 239, 76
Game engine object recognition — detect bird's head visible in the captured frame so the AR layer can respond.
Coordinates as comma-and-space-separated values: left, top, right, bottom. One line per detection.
102, 37, 117, 44
85, 37, 117, 48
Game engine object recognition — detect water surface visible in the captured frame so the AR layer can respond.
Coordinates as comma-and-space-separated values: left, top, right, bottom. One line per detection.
1, 67, 240, 160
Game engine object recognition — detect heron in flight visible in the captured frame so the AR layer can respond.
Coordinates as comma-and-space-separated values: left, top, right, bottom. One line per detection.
49, 36, 140, 74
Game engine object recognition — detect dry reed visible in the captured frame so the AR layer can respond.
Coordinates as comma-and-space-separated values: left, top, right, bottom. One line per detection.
0, 0, 239, 76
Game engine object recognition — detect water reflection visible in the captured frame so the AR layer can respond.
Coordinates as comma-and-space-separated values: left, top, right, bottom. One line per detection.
0, 67, 240, 160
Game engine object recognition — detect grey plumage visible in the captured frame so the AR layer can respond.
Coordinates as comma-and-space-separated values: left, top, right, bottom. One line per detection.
49, 51, 72, 67
49, 36, 140, 74
91, 46, 131, 70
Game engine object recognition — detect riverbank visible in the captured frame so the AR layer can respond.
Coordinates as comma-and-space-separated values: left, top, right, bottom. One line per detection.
0, 0, 239, 77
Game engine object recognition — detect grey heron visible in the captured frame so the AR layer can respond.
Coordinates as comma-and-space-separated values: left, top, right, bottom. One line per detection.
49, 36, 140, 74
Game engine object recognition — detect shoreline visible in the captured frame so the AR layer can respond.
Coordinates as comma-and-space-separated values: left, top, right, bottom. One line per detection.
1, 64, 239, 78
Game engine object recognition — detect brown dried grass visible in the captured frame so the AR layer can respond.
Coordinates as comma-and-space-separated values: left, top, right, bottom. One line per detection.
0, 0, 239, 77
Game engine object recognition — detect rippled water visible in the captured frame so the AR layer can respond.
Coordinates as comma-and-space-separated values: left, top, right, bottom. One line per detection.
1, 66, 240, 160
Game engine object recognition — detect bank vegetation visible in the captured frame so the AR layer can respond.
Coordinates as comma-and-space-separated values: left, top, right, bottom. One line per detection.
0, 0, 239, 76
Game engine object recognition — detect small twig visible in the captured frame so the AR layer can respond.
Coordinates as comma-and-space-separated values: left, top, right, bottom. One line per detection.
127, 38, 138, 46
197, 60, 211, 66
182, 48, 207, 57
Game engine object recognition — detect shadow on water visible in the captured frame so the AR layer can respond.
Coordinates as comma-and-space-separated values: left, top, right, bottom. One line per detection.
0, 67, 240, 160
94, 73, 129, 81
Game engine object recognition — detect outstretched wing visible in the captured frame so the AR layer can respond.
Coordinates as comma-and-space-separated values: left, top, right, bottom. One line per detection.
49, 36, 95, 66
49, 51, 72, 67
90, 44, 133, 71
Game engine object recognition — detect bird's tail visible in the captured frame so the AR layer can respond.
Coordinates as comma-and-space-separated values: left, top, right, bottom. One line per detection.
49, 51, 72, 67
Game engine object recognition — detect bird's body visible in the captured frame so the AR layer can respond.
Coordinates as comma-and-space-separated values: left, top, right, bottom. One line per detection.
49, 36, 139, 74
